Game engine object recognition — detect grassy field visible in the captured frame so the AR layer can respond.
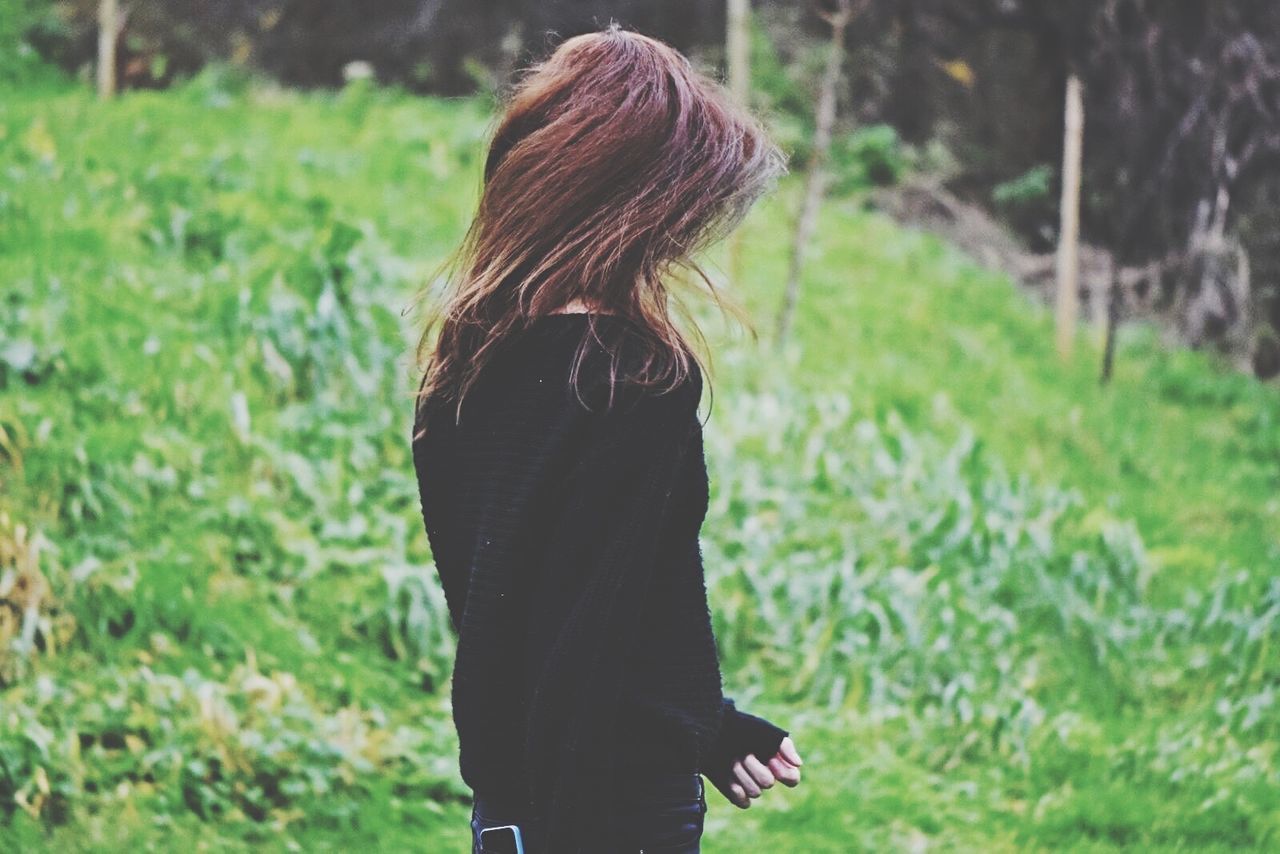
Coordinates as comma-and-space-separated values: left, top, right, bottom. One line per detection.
2, 69, 1278, 851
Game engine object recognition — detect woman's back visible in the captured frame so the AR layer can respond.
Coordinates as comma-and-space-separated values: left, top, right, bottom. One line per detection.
413, 314, 733, 849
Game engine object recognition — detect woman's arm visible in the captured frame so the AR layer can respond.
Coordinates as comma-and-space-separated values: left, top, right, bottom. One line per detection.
704, 696, 799, 807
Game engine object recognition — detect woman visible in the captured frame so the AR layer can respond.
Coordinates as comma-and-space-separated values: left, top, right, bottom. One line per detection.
412, 25, 803, 853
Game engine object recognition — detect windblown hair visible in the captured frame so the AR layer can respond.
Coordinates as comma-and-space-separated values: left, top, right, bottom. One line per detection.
414, 24, 786, 423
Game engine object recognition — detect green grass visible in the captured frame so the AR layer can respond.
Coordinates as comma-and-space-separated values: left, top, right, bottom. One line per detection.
2, 69, 1278, 851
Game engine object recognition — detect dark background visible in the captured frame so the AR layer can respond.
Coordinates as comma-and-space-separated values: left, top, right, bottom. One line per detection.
14, 0, 1280, 374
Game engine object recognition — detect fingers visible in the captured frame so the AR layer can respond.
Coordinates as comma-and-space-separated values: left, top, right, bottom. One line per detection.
719, 741, 806, 811
779, 736, 803, 767
769, 754, 801, 786
742, 753, 776, 789
732, 759, 762, 799
731, 760, 759, 799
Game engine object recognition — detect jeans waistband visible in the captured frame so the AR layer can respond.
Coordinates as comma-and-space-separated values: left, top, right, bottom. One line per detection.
473, 771, 703, 822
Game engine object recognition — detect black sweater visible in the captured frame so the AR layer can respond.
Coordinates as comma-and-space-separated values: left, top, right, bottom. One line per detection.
412, 314, 788, 851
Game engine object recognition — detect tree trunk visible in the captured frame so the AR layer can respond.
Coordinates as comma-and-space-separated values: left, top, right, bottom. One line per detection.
726, 0, 751, 285
97, 0, 119, 100
1055, 73, 1084, 359
777, 2, 853, 347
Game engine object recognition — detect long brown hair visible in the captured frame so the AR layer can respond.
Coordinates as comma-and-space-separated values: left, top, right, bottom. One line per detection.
414, 24, 785, 424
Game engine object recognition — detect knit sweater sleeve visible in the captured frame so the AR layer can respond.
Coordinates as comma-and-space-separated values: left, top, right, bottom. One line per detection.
518, 369, 703, 853
704, 696, 791, 805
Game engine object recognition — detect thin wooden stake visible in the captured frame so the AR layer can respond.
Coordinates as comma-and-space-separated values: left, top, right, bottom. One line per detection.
97, 0, 119, 99
1055, 73, 1085, 359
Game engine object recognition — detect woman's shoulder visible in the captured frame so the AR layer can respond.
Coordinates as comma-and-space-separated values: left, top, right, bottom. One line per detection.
572, 327, 703, 420
419, 314, 703, 428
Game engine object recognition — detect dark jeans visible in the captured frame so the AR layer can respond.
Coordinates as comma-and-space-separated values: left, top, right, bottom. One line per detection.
470, 772, 706, 853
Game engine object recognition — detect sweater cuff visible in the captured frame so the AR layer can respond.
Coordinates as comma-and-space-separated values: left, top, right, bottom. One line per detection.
706, 696, 789, 775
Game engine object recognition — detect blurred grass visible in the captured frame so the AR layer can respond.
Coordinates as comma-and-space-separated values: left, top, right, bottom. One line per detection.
1, 70, 1278, 851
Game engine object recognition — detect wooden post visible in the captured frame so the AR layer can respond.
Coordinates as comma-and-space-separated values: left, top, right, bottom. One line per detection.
1055, 73, 1084, 359
726, 0, 751, 285
97, 0, 119, 99
727, 0, 751, 102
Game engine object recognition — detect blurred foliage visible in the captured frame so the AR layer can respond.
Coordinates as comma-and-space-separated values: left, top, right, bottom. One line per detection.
992, 165, 1053, 209
991, 165, 1055, 244
2, 70, 1279, 850
0, 0, 64, 85
828, 124, 906, 193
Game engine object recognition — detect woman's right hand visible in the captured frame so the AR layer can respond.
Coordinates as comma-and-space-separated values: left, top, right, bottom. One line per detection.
724, 736, 803, 809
